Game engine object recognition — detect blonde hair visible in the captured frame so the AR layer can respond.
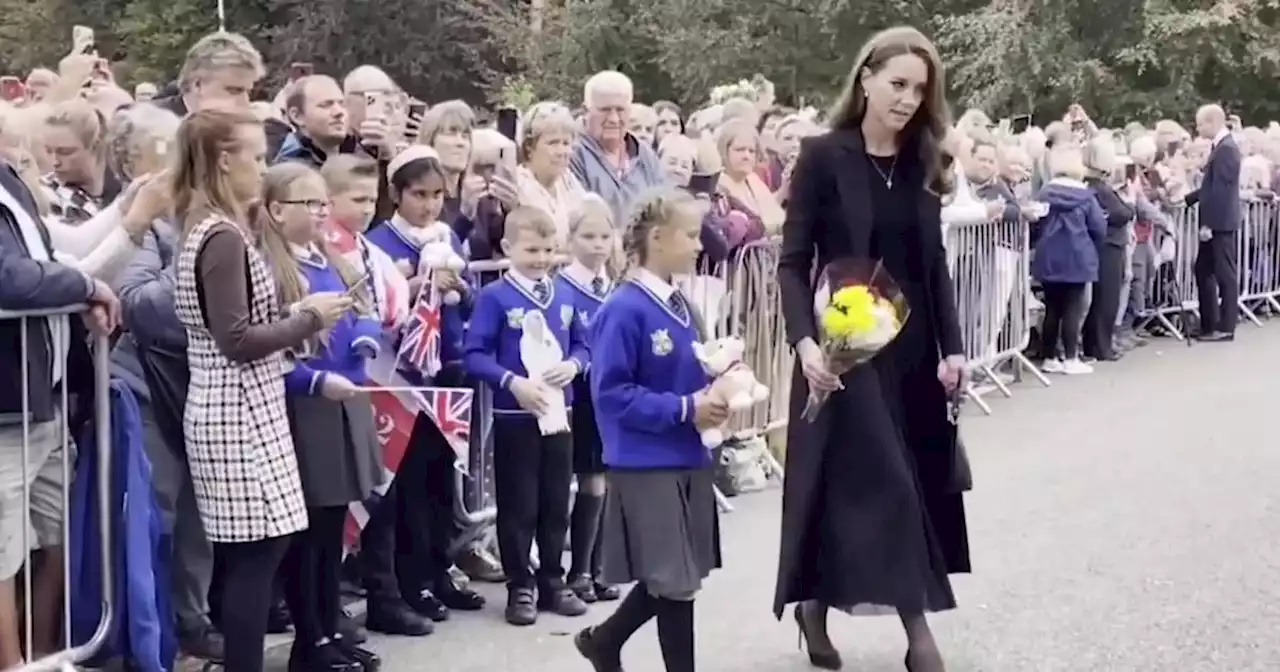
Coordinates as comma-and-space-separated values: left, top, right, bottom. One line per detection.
1083, 135, 1117, 177
503, 205, 558, 241
657, 133, 696, 162
623, 187, 706, 271
257, 163, 370, 315
1047, 145, 1086, 180
105, 103, 181, 180
720, 98, 757, 126
170, 107, 261, 232
519, 102, 576, 160
178, 31, 265, 93
321, 153, 379, 195
45, 98, 106, 158
715, 119, 762, 169
419, 100, 474, 146
569, 193, 614, 235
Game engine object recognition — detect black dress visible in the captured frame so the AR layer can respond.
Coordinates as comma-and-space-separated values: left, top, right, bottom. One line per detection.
773, 129, 970, 619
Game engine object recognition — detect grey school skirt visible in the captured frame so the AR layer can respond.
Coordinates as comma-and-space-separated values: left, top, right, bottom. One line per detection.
601, 467, 721, 596
287, 395, 384, 508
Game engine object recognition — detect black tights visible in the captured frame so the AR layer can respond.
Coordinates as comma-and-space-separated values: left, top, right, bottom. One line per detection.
280, 505, 348, 646
217, 535, 290, 672
591, 584, 696, 672
216, 506, 347, 672
1040, 281, 1087, 359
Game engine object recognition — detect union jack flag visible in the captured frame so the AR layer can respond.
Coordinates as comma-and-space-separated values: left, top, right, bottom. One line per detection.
413, 386, 474, 471
398, 279, 442, 376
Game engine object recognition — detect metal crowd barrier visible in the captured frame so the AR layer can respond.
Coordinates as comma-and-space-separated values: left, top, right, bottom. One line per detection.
460, 253, 787, 515
4, 307, 113, 672
945, 218, 1050, 414
1142, 199, 1280, 337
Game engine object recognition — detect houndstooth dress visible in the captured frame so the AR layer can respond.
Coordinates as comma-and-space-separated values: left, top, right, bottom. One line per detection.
173, 214, 309, 543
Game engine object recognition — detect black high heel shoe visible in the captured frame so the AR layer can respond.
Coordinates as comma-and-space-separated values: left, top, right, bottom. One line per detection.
793, 605, 842, 670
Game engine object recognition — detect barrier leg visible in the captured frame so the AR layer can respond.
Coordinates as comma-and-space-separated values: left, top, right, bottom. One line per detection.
964, 383, 994, 416
714, 486, 734, 513
980, 363, 1014, 399
1238, 300, 1263, 327
1012, 351, 1052, 387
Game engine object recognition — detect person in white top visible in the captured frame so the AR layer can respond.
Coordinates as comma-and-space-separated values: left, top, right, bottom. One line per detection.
515, 102, 587, 245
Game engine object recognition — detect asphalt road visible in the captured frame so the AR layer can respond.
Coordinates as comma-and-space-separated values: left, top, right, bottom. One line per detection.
265, 327, 1280, 671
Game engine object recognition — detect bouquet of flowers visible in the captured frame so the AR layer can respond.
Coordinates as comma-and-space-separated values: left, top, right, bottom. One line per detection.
802, 258, 910, 421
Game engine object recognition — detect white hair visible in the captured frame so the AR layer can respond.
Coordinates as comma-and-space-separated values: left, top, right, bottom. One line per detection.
343, 65, 395, 94
1129, 134, 1157, 163
105, 103, 181, 179
583, 71, 633, 108
1084, 135, 1118, 176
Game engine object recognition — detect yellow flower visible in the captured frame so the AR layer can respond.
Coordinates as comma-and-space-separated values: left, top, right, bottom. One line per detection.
822, 284, 880, 339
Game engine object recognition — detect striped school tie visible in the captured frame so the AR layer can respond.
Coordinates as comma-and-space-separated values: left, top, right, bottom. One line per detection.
533, 280, 550, 303
591, 276, 606, 297
668, 292, 689, 322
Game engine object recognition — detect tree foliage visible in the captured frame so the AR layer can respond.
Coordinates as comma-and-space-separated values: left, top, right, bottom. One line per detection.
2, 0, 1279, 124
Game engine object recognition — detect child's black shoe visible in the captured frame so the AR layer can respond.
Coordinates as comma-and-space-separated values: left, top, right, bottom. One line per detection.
333, 633, 382, 672
506, 587, 538, 626
568, 574, 598, 603
538, 585, 588, 616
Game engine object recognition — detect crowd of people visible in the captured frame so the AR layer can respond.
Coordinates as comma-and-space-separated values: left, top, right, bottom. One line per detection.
0, 21, 1267, 672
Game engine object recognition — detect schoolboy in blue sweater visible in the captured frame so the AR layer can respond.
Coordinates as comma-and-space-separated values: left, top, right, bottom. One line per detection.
462, 206, 590, 625
575, 188, 729, 672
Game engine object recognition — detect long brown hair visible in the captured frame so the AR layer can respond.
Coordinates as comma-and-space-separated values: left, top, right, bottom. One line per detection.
169, 108, 260, 234
827, 26, 953, 196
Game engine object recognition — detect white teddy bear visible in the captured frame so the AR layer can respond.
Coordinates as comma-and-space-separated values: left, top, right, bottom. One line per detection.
403, 222, 466, 305
691, 336, 770, 448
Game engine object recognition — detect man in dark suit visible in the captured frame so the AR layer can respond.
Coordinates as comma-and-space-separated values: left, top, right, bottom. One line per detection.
1185, 104, 1242, 341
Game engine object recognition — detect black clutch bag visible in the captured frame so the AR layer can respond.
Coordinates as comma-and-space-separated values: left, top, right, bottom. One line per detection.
947, 389, 973, 493
949, 434, 973, 493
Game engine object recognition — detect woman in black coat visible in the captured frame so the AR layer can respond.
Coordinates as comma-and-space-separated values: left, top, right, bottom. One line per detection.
774, 26, 971, 672
1081, 137, 1135, 361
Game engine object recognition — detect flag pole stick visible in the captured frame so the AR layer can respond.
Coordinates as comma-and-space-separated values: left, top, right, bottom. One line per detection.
217, 0, 226, 31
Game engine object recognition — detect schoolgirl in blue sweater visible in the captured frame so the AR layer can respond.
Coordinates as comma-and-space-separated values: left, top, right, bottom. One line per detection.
463, 206, 591, 626
257, 162, 382, 672
575, 187, 730, 672
359, 146, 488, 623
364, 146, 473, 375
556, 193, 622, 605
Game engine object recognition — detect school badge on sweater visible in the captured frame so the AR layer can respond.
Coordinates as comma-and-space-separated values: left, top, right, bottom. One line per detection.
651, 329, 674, 356
519, 310, 571, 435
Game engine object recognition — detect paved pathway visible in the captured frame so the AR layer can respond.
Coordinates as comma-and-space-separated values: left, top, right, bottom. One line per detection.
268, 328, 1280, 671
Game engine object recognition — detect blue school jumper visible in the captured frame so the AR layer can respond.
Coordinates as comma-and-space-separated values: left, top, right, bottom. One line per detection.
365, 217, 473, 369
558, 270, 610, 472
283, 251, 383, 395
281, 250, 387, 511
463, 273, 589, 415
590, 280, 711, 470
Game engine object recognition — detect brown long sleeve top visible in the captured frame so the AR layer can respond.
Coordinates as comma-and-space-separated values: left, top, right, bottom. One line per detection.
195, 225, 320, 363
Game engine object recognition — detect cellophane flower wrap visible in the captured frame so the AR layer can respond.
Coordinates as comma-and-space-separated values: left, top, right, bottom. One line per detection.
802, 258, 910, 421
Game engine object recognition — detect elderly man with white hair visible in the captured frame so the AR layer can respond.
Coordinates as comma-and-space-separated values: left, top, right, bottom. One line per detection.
570, 70, 665, 226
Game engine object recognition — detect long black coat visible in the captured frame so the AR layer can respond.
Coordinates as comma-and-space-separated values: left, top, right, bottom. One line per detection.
771, 128, 971, 618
